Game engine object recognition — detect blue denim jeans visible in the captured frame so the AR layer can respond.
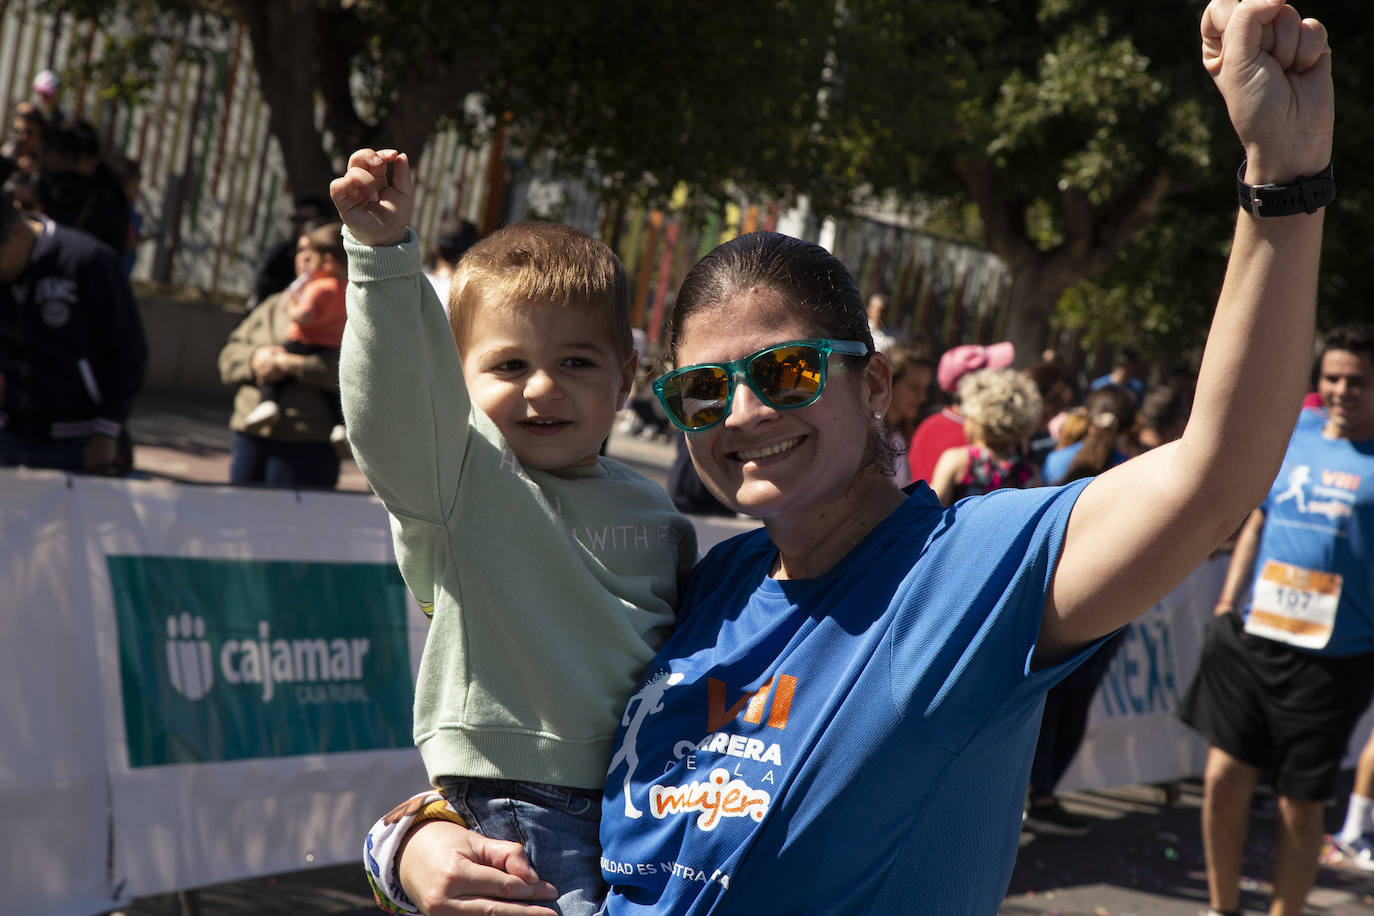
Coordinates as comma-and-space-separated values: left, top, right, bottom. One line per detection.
228, 432, 339, 489
438, 776, 606, 916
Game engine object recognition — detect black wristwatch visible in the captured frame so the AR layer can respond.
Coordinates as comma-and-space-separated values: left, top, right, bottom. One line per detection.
1236, 160, 1335, 217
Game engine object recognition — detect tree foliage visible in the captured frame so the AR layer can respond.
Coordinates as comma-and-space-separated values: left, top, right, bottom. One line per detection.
39, 0, 1374, 360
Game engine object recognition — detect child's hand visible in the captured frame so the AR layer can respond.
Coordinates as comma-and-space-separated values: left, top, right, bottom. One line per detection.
330, 148, 412, 247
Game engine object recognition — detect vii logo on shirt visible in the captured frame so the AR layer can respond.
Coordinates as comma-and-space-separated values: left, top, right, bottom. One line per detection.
707, 674, 797, 731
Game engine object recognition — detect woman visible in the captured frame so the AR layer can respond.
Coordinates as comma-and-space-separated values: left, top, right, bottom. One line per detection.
1041, 383, 1137, 485
929, 367, 1042, 505
370, 2, 1332, 910
217, 289, 344, 488
880, 342, 935, 487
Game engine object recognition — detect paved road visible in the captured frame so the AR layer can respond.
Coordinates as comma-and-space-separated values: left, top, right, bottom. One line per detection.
115, 393, 1374, 916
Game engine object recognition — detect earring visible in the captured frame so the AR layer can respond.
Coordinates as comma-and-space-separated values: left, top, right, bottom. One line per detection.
872, 411, 882, 423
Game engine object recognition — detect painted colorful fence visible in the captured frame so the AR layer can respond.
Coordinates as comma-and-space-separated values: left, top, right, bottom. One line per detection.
0, 1, 499, 295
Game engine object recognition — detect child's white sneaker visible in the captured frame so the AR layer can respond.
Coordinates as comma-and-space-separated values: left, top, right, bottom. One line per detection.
243, 400, 280, 435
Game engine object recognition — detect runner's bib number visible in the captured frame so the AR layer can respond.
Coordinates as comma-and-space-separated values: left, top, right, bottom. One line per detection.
1244, 559, 1341, 650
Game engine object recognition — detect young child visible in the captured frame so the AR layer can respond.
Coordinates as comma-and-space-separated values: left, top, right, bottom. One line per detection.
929, 367, 1042, 505
331, 149, 696, 916
242, 222, 348, 449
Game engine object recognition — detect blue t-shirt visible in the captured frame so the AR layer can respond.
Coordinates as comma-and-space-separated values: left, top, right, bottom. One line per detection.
1090, 374, 1144, 403
1241, 409, 1374, 656
1041, 441, 1127, 486
598, 481, 1095, 914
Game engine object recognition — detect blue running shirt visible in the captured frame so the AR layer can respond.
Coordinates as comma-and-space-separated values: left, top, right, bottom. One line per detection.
598, 481, 1097, 914
1242, 409, 1374, 656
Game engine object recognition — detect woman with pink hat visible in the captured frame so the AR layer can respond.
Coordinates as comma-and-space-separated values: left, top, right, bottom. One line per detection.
906, 341, 1015, 484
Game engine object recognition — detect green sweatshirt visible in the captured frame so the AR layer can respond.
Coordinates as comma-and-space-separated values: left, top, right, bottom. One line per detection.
340, 229, 697, 789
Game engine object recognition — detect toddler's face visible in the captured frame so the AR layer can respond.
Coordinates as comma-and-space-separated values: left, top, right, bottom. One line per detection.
460, 300, 634, 471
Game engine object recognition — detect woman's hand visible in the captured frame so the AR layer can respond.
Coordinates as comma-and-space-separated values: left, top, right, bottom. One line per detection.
330, 148, 412, 247
398, 820, 559, 915
1201, 0, 1332, 183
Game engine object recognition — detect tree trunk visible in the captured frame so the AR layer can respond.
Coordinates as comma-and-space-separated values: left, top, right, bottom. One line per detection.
998, 261, 1074, 365
233, 0, 336, 200
956, 155, 1174, 366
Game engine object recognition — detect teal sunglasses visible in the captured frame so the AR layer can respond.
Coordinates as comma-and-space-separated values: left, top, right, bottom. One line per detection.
652, 338, 871, 432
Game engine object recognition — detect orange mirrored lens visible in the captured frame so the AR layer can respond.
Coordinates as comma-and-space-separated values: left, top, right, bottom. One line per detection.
749, 345, 822, 406
664, 366, 729, 428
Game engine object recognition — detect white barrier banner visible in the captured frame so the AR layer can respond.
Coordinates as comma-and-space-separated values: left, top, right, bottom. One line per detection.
5, 468, 1370, 914
81, 475, 430, 902
1061, 552, 1374, 791
0, 471, 112, 916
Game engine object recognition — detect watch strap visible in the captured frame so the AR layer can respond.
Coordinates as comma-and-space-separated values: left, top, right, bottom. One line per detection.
1236, 160, 1335, 218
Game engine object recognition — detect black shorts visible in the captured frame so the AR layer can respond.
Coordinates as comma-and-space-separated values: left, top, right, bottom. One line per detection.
1179, 612, 1374, 801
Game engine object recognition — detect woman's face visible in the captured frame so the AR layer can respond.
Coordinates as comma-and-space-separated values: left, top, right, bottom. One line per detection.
675, 287, 889, 523
888, 364, 931, 424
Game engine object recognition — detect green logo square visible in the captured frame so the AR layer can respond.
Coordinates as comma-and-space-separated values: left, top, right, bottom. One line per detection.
108, 556, 413, 766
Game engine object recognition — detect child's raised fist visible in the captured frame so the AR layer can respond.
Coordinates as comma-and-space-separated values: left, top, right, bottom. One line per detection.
330, 148, 412, 247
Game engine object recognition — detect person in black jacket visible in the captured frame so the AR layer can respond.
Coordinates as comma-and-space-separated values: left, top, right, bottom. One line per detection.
35, 120, 130, 258
0, 192, 147, 473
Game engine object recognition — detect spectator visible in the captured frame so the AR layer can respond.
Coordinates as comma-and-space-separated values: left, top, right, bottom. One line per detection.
31, 69, 63, 125
1, 102, 46, 177
247, 194, 329, 309
881, 341, 935, 487
866, 291, 896, 353
1134, 383, 1192, 453
424, 214, 480, 310
929, 367, 1041, 505
113, 156, 144, 276
907, 340, 1014, 484
241, 222, 348, 453
4, 169, 41, 213
1090, 347, 1145, 404
0, 191, 147, 473
217, 289, 344, 489
1181, 323, 1374, 916
1024, 360, 1076, 468
1042, 383, 1136, 485
36, 119, 130, 256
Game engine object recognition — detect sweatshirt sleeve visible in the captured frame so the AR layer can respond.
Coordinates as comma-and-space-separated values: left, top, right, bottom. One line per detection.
339, 227, 469, 527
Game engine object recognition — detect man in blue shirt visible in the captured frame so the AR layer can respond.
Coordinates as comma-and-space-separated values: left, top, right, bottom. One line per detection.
1181, 323, 1374, 916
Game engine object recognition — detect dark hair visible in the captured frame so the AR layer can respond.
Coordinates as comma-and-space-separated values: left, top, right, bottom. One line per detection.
13, 101, 46, 134
1023, 361, 1070, 402
1320, 323, 1374, 365
68, 118, 100, 159
1061, 384, 1137, 484
1113, 347, 1141, 370
40, 124, 81, 171
292, 195, 331, 217
884, 341, 935, 437
669, 232, 872, 360
303, 222, 346, 268
669, 232, 893, 472
435, 216, 480, 264
1140, 384, 1190, 433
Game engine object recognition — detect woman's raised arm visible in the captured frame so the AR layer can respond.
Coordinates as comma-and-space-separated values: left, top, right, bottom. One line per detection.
1041, 0, 1333, 660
